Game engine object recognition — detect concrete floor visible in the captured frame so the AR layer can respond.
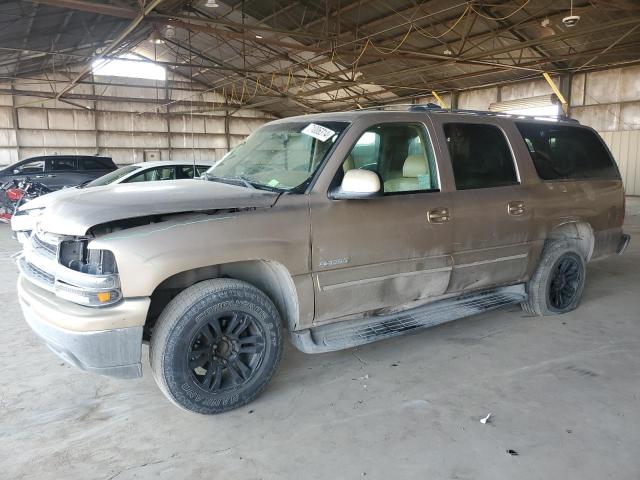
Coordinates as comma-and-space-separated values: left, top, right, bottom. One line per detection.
1, 199, 639, 480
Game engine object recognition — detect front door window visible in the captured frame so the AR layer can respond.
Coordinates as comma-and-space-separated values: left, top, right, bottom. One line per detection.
341, 123, 439, 194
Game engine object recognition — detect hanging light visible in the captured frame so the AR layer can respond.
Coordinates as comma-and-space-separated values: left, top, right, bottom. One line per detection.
204, 0, 219, 7
163, 25, 176, 39
148, 30, 165, 44
562, 0, 580, 27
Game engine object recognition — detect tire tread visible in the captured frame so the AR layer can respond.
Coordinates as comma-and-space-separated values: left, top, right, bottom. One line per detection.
150, 279, 283, 414
521, 240, 586, 316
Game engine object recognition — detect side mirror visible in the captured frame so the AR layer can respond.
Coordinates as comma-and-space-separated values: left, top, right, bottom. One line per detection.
329, 169, 381, 200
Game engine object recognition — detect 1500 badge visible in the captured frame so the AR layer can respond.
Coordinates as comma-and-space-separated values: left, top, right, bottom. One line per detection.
319, 257, 349, 267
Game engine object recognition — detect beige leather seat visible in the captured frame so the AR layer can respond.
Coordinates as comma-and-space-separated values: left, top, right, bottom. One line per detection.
343, 154, 355, 173
384, 154, 429, 193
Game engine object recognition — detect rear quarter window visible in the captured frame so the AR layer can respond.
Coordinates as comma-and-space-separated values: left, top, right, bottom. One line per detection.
82, 158, 112, 170
82, 157, 116, 170
516, 123, 619, 180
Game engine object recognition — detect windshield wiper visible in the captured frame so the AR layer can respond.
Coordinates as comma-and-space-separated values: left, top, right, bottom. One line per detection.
205, 174, 286, 192
204, 174, 256, 190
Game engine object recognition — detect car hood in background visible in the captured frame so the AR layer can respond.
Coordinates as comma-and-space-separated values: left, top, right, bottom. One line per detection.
17, 186, 79, 212
38, 179, 280, 236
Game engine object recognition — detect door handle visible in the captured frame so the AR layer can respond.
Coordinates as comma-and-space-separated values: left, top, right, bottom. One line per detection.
508, 201, 525, 216
428, 207, 450, 224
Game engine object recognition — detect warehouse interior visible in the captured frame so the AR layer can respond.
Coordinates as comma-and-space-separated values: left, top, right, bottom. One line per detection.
1, 1, 640, 478
1, 0, 640, 185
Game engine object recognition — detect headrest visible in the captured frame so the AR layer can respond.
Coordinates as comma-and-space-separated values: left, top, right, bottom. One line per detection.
403, 155, 428, 178
343, 154, 355, 173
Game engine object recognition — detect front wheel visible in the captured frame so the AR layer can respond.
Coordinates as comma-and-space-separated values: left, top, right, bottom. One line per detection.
521, 241, 586, 316
150, 279, 283, 414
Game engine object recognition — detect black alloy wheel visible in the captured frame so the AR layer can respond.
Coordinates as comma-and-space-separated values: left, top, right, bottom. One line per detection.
548, 255, 582, 310
150, 278, 283, 414
188, 311, 266, 392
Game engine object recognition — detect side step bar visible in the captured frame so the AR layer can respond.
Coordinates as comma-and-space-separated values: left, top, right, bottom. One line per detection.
290, 285, 526, 354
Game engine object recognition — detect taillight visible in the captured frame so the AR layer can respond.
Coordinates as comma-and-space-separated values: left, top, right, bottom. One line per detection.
6, 188, 23, 201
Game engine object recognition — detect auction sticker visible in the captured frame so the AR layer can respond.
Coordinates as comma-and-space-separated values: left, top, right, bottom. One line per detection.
301, 123, 336, 142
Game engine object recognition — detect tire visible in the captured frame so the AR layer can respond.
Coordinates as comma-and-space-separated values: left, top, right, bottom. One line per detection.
521, 240, 586, 316
150, 279, 283, 414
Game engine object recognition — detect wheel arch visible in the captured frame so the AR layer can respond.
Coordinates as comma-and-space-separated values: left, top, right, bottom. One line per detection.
547, 220, 594, 261
147, 260, 300, 335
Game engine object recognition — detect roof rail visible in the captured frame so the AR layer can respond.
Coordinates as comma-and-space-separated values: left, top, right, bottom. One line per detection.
358, 103, 424, 111
355, 103, 579, 124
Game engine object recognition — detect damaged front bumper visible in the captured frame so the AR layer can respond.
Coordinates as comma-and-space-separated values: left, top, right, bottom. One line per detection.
17, 275, 149, 379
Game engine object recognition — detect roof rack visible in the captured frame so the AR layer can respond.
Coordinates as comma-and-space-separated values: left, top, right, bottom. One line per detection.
356, 103, 579, 124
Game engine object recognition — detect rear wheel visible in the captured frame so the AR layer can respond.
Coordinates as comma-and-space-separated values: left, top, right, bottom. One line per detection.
150, 279, 283, 414
521, 241, 586, 316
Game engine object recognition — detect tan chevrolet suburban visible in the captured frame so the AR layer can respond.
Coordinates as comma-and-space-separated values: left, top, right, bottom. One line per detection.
17, 106, 630, 414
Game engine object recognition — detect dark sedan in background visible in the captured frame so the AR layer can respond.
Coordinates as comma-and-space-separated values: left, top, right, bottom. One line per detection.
0, 155, 118, 190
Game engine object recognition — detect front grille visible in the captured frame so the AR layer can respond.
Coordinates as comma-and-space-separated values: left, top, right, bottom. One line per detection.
32, 234, 57, 257
18, 256, 55, 291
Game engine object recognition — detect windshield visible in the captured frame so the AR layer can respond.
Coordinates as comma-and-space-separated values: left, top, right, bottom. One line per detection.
206, 121, 348, 191
85, 164, 141, 187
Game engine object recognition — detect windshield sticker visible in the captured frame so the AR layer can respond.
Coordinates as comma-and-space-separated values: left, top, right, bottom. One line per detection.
301, 123, 336, 142
267, 179, 280, 187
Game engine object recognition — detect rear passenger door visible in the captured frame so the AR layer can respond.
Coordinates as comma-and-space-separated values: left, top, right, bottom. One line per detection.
44, 157, 79, 189
435, 119, 534, 292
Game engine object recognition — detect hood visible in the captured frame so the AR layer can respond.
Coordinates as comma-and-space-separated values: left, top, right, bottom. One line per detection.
38, 179, 280, 236
18, 186, 79, 211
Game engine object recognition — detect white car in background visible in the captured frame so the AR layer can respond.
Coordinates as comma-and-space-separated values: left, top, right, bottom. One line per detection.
11, 160, 211, 244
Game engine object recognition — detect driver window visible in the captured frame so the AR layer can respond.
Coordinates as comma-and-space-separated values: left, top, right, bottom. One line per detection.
341, 123, 439, 194
17, 160, 45, 174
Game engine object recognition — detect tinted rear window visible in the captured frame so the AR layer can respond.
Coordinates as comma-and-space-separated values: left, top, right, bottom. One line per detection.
444, 123, 518, 190
48, 158, 77, 171
516, 123, 619, 180
81, 157, 116, 170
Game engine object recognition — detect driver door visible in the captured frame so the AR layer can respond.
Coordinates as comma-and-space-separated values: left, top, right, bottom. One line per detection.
10, 158, 46, 182
309, 121, 454, 324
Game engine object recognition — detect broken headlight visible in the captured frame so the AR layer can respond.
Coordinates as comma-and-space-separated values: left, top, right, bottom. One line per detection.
56, 240, 121, 307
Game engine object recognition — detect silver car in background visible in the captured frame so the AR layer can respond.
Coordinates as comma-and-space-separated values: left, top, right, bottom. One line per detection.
11, 161, 211, 243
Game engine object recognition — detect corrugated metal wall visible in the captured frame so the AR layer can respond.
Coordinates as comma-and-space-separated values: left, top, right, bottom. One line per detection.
600, 130, 640, 196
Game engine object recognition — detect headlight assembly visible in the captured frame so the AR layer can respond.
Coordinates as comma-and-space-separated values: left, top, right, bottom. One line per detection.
57, 240, 122, 307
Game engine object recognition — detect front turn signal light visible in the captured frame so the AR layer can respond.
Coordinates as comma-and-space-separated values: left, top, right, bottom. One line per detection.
97, 291, 112, 303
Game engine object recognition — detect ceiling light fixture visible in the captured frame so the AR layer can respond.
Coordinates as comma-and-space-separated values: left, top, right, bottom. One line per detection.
562, 0, 580, 27
205, 0, 219, 7
255, 34, 263, 39
163, 25, 176, 39
148, 30, 164, 44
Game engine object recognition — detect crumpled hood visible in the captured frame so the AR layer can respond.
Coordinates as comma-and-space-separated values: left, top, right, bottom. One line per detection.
38, 179, 279, 236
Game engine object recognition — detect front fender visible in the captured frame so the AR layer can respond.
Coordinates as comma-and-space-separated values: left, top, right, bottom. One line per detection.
89, 201, 310, 299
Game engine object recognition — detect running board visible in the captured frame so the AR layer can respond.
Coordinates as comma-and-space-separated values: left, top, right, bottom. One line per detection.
290, 285, 526, 354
